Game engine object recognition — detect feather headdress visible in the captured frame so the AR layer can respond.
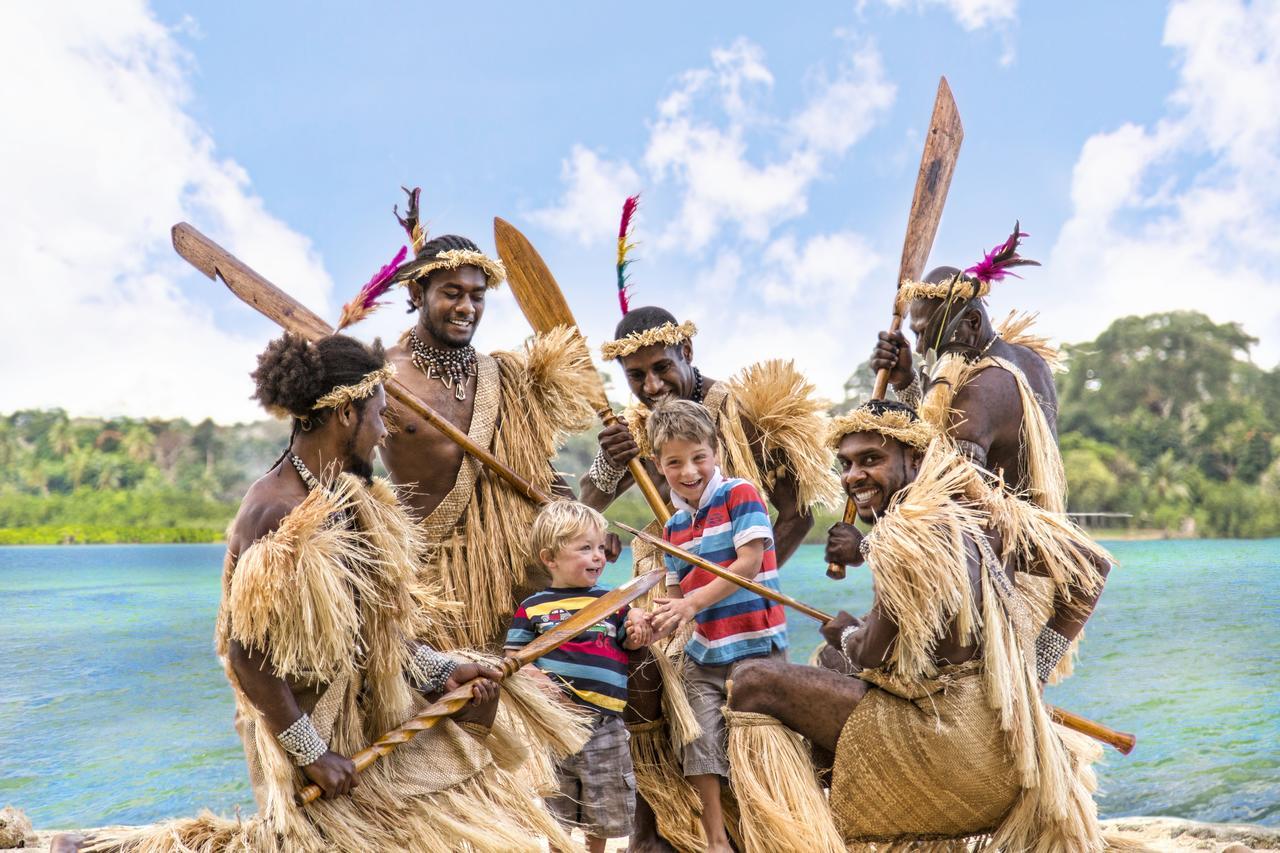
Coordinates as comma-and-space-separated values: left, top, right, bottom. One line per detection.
336, 245, 408, 331
616, 194, 640, 315
963, 221, 1040, 284
896, 222, 1040, 309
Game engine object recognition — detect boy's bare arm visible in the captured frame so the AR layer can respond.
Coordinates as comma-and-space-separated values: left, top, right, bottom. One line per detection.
651, 539, 765, 636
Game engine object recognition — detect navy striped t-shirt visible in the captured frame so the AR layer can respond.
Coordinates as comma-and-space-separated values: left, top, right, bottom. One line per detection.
504, 586, 630, 716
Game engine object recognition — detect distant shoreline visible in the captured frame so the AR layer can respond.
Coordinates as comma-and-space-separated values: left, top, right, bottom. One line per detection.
0, 526, 1245, 546
0, 526, 224, 546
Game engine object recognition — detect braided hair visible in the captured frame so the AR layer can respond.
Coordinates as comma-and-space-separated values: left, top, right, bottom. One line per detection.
859, 398, 921, 421
404, 234, 482, 312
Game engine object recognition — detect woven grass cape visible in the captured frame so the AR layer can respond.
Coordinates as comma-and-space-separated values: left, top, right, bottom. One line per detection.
622, 359, 841, 851
824, 442, 1114, 850
409, 325, 598, 651
913, 310, 1085, 682
85, 473, 590, 853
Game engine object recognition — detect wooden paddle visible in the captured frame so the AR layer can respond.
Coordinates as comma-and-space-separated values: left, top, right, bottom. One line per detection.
829, 77, 964, 580
494, 216, 671, 523
172, 222, 553, 507
616, 521, 1136, 755
296, 567, 665, 805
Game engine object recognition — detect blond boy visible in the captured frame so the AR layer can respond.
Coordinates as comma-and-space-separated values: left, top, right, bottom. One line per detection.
647, 399, 788, 853
505, 501, 653, 853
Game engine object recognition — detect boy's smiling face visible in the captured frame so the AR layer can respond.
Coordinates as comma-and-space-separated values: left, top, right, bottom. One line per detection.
655, 437, 718, 506
541, 527, 608, 588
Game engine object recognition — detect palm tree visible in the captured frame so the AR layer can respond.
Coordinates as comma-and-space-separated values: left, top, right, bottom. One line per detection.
122, 424, 155, 464
67, 446, 95, 490
46, 415, 77, 457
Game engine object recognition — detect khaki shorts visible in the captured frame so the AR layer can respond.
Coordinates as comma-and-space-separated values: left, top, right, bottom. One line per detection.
681, 648, 787, 778
546, 713, 635, 839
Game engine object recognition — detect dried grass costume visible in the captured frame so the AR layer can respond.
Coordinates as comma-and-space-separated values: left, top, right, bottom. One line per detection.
409, 325, 597, 651
898, 227, 1084, 685
824, 442, 1115, 850
348, 187, 598, 652
87, 473, 589, 853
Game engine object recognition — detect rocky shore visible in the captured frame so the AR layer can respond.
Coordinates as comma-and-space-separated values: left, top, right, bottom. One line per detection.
3, 809, 1277, 852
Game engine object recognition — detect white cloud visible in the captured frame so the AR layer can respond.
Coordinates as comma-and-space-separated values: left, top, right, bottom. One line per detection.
528, 145, 643, 245
539, 36, 896, 403
534, 37, 895, 254
873, 0, 1018, 31
757, 232, 880, 306
1038, 0, 1280, 367
646, 38, 894, 251
0, 2, 334, 422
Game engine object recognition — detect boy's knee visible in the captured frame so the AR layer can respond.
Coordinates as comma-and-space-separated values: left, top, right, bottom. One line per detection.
728, 659, 775, 716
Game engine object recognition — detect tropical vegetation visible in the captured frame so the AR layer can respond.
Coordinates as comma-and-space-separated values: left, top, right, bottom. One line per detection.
1, 310, 1276, 544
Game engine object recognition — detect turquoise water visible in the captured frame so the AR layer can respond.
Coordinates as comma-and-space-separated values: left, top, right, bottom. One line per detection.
1, 541, 1276, 829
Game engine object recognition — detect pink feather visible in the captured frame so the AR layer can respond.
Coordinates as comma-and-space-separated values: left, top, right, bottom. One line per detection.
964, 223, 1040, 284
336, 245, 408, 331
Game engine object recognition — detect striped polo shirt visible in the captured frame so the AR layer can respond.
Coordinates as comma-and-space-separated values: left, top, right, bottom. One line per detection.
504, 586, 630, 716
663, 469, 787, 666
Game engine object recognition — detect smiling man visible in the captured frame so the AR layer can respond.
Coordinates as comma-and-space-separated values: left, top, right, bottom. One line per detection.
727, 400, 1115, 850
380, 190, 597, 650
583, 306, 840, 564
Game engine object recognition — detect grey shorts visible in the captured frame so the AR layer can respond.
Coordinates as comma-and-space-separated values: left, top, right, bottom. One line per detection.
682, 648, 787, 778
546, 713, 635, 839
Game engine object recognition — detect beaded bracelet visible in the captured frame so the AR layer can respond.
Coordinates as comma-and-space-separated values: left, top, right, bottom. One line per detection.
277, 713, 327, 766
839, 625, 859, 662
412, 644, 457, 694
588, 449, 627, 494
895, 374, 924, 408
1035, 625, 1072, 684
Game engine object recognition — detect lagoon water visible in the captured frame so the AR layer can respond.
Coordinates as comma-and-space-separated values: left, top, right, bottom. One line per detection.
1, 540, 1276, 830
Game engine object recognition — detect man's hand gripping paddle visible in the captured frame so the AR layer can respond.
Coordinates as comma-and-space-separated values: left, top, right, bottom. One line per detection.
829, 77, 964, 580
295, 567, 665, 805
171, 223, 554, 507
615, 522, 1135, 755
494, 217, 671, 525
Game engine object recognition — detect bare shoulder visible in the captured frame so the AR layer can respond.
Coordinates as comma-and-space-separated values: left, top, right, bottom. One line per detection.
1003, 343, 1057, 399
952, 362, 1020, 417
386, 339, 413, 370
228, 472, 305, 556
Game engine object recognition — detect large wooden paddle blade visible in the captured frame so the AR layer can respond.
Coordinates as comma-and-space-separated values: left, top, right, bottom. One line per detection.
171, 222, 332, 341
512, 567, 665, 668
898, 77, 964, 284
494, 217, 580, 336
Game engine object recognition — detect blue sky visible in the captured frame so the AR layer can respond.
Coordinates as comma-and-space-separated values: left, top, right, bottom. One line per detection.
4, 1, 1277, 422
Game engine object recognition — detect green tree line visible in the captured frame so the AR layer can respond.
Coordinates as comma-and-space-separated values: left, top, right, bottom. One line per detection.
0, 412, 288, 544
835, 310, 1280, 538
2, 310, 1276, 544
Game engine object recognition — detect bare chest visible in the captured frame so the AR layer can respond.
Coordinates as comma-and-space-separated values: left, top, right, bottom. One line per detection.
380, 361, 477, 516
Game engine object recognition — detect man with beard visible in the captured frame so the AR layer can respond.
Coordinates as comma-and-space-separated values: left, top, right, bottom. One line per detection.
53, 333, 589, 853
728, 400, 1115, 850
380, 189, 597, 650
